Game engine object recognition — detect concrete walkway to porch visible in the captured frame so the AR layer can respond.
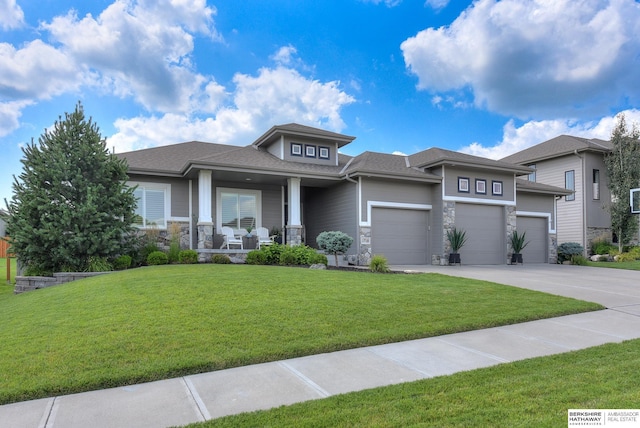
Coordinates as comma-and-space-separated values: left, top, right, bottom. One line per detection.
1, 264, 639, 428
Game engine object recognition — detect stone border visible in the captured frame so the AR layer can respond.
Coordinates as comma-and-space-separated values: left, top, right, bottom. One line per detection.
14, 272, 111, 294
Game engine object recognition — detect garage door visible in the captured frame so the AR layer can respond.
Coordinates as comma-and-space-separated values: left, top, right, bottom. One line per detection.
455, 203, 504, 265
516, 216, 548, 263
371, 208, 428, 264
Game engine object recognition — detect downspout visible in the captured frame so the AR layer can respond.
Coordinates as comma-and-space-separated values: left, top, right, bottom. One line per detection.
573, 149, 587, 253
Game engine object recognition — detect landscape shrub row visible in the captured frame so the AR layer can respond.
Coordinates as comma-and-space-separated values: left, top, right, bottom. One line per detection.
245, 243, 328, 266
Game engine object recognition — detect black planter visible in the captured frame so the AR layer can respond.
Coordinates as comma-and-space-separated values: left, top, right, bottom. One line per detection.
449, 253, 461, 265
511, 253, 523, 264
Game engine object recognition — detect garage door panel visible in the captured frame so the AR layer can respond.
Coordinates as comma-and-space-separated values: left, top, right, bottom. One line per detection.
455, 204, 504, 265
517, 216, 547, 263
372, 208, 428, 265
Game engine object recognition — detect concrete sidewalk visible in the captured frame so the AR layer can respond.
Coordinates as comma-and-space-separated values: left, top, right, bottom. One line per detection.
2, 265, 639, 428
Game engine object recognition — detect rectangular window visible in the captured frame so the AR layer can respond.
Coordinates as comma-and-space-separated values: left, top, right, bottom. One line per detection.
218, 188, 262, 233
305, 144, 316, 158
528, 164, 536, 182
492, 180, 503, 196
593, 169, 600, 200
291, 143, 302, 156
565, 170, 575, 201
475, 179, 486, 194
318, 146, 330, 159
458, 177, 470, 193
131, 183, 169, 228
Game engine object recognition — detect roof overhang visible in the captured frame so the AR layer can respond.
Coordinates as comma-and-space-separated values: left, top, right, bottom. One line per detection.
252, 124, 355, 149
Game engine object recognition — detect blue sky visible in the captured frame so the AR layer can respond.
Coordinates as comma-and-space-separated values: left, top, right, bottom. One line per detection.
2, 0, 640, 204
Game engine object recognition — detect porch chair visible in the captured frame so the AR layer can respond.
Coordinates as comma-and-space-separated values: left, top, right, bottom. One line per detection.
256, 227, 273, 249
220, 226, 243, 249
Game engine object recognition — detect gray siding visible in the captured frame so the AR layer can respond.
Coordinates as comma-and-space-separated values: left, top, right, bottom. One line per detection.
304, 182, 357, 251
584, 152, 611, 228
443, 167, 515, 201
517, 193, 555, 230
128, 175, 190, 218
360, 178, 432, 223
282, 137, 338, 166
213, 181, 283, 232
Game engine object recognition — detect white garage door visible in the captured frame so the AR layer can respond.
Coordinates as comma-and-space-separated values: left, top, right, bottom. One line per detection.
371, 208, 429, 264
455, 203, 505, 265
516, 216, 548, 263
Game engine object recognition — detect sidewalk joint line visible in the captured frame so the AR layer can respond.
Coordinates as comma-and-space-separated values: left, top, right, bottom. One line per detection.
277, 362, 331, 398
40, 396, 57, 428
435, 337, 510, 363
366, 347, 433, 378
182, 377, 211, 421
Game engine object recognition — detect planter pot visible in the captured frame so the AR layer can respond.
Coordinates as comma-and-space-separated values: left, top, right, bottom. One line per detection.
449, 253, 461, 265
511, 253, 523, 264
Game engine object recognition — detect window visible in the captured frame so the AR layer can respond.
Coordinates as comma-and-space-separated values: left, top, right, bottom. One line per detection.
593, 169, 600, 200
565, 170, 575, 201
219, 189, 261, 232
492, 180, 503, 196
291, 143, 302, 156
528, 164, 536, 182
305, 144, 316, 158
131, 183, 170, 228
475, 179, 486, 194
458, 177, 470, 193
319, 146, 330, 159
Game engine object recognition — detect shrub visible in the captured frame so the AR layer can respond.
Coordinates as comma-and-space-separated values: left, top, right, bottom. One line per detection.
147, 251, 168, 265
309, 252, 328, 266
179, 250, 199, 264
571, 255, 589, 265
167, 241, 181, 264
211, 254, 231, 264
278, 244, 321, 266
87, 257, 113, 272
615, 252, 637, 262
591, 239, 615, 255
262, 243, 284, 264
316, 231, 354, 267
245, 250, 267, 265
557, 242, 584, 263
629, 246, 640, 260
370, 255, 390, 273
113, 255, 132, 270
279, 246, 299, 265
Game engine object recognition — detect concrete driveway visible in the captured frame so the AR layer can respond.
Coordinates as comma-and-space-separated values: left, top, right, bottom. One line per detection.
391, 263, 640, 314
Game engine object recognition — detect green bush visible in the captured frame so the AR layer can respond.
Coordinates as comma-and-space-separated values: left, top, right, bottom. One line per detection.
211, 254, 231, 264
615, 252, 637, 262
570, 255, 589, 266
245, 250, 267, 265
279, 246, 299, 265
167, 241, 181, 264
147, 251, 168, 265
87, 257, 113, 272
278, 245, 321, 266
590, 239, 615, 255
310, 252, 328, 266
629, 246, 640, 260
178, 250, 198, 264
316, 231, 354, 267
262, 243, 284, 264
113, 255, 132, 270
557, 242, 584, 263
370, 255, 390, 273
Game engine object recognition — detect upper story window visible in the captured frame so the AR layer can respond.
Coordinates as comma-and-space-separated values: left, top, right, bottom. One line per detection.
565, 170, 575, 201
593, 169, 600, 200
131, 183, 170, 228
218, 188, 262, 233
528, 164, 536, 182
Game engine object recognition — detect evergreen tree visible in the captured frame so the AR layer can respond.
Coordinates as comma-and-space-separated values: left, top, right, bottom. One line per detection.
4, 103, 137, 274
604, 114, 640, 251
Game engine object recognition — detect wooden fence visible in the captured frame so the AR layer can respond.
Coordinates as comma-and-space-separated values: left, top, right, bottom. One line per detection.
0, 238, 11, 258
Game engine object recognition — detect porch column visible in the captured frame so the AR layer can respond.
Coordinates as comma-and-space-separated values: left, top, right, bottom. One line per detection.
287, 177, 303, 245
197, 170, 214, 255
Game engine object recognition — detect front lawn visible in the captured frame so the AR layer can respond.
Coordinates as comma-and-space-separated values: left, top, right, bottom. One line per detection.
586, 260, 640, 270
0, 264, 602, 405
191, 339, 640, 428
0, 257, 16, 296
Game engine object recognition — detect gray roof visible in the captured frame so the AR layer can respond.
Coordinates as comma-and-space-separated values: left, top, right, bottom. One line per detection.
515, 178, 572, 195
343, 151, 441, 182
252, 123, 356, 148
409, 147, 533, 174
501, 135, 612, 165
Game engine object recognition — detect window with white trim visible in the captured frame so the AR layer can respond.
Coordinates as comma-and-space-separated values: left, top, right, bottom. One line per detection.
593, 169, 600, 200
131, 183, 170, 228
218, 188, 262, 232
565, 170, 575, 201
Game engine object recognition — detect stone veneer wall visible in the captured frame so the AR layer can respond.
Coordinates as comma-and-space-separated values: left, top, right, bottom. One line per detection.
442, 201, 456, 255
14, 272, 110, 294
358, 226, 372, 266
586, 227, 613, 254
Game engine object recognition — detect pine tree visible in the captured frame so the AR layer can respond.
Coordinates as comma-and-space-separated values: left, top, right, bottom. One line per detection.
604, 114, 640, 251
4, 103, 137, 274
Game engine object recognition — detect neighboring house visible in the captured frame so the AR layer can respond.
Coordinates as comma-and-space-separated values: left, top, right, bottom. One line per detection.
502, 135, 614, 254
0, 209, 7, 237
119, 123, 569, 265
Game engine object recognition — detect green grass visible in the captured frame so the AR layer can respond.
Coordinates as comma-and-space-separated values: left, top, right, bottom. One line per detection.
0, 265, 602, 405
0, 257, 16, 296
189, 339, 640, 428
586, 260, 640, 270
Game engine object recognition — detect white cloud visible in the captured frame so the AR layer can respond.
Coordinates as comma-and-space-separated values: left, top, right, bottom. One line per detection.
270, 45, 297, 66
109, 63, 355, 153
0, 0, 24, 30
401, 0, 640, 118
0, 100, 32, 137
425, 0, 450, 10
460, 109, 640, 160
